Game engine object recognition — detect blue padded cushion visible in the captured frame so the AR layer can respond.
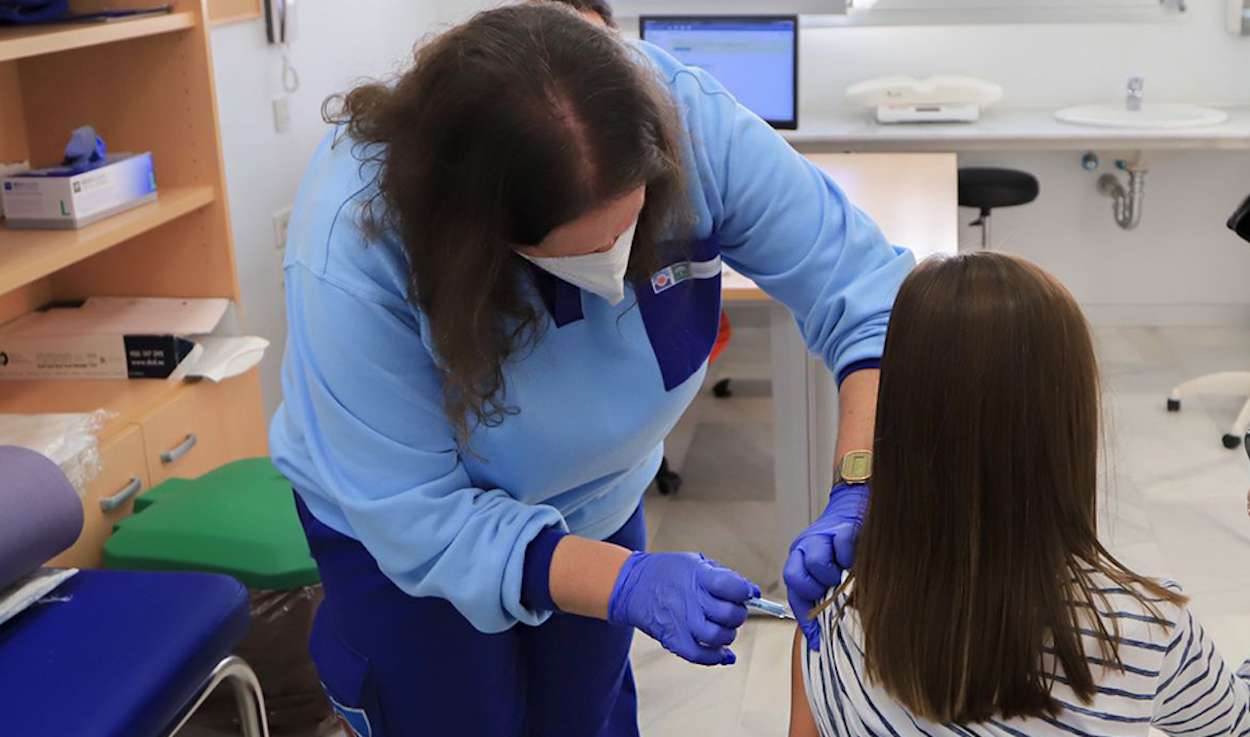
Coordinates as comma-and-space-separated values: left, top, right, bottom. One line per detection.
0, 569, 249, 737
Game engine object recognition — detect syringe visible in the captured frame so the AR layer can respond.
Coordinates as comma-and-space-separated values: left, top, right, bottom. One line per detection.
746, 597, 794, 620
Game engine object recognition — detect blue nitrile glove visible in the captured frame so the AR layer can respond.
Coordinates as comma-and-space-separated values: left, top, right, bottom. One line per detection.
608, 551, 760, 666
0, 1, 69, 24
62, 126, 106, 172
785, 483, 868, 651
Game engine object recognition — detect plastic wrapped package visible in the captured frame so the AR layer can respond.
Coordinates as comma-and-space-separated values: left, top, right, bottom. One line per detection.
0, 411, 115, 494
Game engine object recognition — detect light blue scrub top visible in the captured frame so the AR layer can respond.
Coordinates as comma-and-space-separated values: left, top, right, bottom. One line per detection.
269, 41, 915, 634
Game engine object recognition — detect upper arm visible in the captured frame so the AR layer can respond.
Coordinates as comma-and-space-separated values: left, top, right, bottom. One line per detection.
1152, 608, 1250, 736
676, 66, 913, 376
791, 627, 822, 737
278, 265, 564, 631
284, 264, 466, 508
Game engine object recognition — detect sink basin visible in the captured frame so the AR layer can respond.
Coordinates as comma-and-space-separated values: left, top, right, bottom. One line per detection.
1054, 103, 1229, 129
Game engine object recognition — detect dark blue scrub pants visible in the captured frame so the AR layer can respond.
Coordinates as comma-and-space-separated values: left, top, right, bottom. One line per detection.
295, 495, 645, 737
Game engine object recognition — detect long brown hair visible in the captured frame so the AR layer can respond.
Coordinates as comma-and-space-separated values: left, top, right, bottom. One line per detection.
840, 252, 1184, 724
324, 3, 690, 442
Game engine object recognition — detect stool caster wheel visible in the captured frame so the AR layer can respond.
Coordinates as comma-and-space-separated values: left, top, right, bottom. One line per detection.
713, 379, 733, 399
1166, 398, 1181, 412
656, 459, 682, 496
1222, 434, 1242, 450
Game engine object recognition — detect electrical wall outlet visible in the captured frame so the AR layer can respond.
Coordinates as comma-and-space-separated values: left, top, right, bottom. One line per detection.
273, 204, 293, 251
273, 95, 291, 133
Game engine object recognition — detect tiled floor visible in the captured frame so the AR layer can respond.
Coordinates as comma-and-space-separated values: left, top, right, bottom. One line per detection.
632, 326, 1250, 737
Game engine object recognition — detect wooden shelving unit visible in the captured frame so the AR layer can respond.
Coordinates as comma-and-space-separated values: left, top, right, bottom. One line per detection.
0, 1, 267, 568
0, 186, 214, 294
0, 12, 196, 63
207, 0, 262, 27
0, 376, 185, 424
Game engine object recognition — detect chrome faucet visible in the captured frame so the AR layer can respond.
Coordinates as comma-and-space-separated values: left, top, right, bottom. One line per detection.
1126, 77, 1144, 112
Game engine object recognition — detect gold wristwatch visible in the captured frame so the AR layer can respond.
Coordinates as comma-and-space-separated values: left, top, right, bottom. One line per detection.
836, 450, 873, 485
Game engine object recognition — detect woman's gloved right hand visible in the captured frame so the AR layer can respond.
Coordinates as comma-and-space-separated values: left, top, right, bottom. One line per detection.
607, 551, 759, 666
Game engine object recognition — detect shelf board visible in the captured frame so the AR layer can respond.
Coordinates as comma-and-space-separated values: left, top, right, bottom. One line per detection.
0, 12, 196, 63
0, 377, 187, 440
0, 185, 215, 295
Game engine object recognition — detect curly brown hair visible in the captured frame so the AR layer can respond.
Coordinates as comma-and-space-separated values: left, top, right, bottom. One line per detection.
324, 3, 691, 443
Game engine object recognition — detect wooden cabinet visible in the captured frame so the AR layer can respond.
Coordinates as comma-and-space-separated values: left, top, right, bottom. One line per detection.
141, 383, 228, 486
12, 374, 268, 569
0, 1, 267, 567
45, 426, 149, 569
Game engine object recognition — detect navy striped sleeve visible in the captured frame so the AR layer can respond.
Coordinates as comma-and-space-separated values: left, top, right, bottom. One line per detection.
1152, 609, 1250, 736
837, 358, 881, 387
520, 526, 569, 612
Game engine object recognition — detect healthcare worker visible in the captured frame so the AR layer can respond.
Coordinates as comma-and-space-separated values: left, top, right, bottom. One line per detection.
270, 2, 911, 735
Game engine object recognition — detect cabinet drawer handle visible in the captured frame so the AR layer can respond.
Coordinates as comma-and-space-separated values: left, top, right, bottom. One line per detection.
160, 434, 198, 464
100, 477, 143, 513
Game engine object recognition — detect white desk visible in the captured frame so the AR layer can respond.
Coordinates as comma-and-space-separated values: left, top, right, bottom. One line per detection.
722, 153, 959, 564
783, 106, 1250, 153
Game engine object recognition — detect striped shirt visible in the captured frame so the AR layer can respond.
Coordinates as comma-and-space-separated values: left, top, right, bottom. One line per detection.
802, 577, 1250, 737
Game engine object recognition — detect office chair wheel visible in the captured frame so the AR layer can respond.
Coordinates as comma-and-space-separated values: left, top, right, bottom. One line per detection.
1166, 398, 1181, 412
713, 378, 733, 398
1223, 434, 1242, 450
656, 458, 682, 496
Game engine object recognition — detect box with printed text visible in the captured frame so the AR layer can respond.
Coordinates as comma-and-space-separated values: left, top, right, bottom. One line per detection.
0, 152, 157, 229
0, 298, 269, 381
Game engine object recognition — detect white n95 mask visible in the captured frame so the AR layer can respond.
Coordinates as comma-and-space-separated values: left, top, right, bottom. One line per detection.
520, 220, 637, 306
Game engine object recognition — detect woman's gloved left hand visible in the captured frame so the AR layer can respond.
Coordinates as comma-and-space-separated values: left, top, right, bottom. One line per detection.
784, 483, 868, 651
608, 551, 760, 667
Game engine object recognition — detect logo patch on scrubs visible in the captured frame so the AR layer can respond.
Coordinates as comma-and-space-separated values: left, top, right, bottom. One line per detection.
637, 235, 722, 391
651, 262, 695, 294
651, 267, 675, 293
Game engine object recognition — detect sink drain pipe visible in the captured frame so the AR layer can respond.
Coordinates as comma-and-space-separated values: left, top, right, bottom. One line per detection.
1097, 168, 1147, 230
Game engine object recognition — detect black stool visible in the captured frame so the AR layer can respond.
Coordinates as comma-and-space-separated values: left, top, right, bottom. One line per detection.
958, 168, 1040, 248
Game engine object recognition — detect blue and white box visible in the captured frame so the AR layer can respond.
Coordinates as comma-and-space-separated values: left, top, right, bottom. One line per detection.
0, 152, 157, 229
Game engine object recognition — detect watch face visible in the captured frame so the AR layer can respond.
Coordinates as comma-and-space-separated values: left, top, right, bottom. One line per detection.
843, 451, 872, 481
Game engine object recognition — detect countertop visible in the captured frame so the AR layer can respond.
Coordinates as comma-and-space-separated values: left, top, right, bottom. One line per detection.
784, 105, 1250, 152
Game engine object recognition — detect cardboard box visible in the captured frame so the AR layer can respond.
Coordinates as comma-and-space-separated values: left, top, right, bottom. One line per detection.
0, 153, 157, 229
0, 298, 229, 380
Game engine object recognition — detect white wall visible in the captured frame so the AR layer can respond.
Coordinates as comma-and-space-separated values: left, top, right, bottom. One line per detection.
420, 0, 1250, 324
212, 0, 1250, 417
210, 1, 439, 417
798, 3, 1250, 323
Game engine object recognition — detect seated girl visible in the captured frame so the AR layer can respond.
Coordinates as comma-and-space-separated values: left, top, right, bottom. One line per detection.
789, 252, 1250, 737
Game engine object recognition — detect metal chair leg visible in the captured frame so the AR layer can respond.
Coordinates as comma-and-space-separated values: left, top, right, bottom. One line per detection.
168, 655, 270, 737
970, 209, 993, 248
1168, 370, 1250, 449
1227, 394, 1250, 450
